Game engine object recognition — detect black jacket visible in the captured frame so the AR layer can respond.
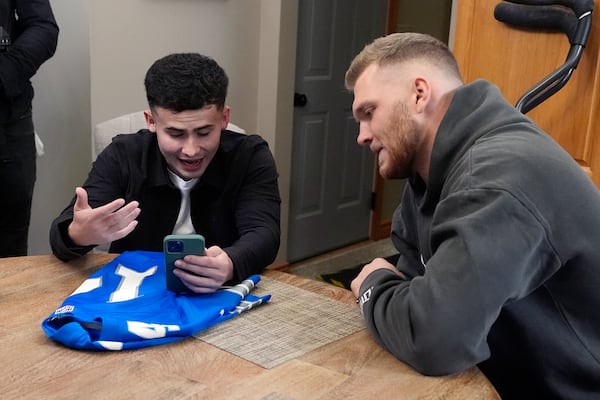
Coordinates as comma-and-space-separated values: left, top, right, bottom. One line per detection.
50, 130, 281, 281
0, 0, 58, 122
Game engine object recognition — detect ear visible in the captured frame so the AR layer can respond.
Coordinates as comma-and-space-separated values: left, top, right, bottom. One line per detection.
413, 78, 430, 114
221, 105, 231, 129
143, 110, 157, 132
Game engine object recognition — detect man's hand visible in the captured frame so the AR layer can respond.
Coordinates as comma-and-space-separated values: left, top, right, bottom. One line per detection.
67, 187, 141, 246
350, 257, 404, 299
172, 245, 235, 294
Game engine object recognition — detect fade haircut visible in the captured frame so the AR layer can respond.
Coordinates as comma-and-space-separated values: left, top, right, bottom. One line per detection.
144, 53, 228, 112
345, 32, 463, 90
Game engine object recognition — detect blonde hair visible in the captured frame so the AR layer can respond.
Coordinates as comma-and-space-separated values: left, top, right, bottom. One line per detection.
345, 32, 462, 90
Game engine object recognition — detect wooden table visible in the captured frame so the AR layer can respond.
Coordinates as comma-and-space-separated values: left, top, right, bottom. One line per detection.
1, 254, 499, 399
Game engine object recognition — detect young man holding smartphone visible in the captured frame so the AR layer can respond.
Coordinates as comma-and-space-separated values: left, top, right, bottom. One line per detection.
49, 53, 281, 294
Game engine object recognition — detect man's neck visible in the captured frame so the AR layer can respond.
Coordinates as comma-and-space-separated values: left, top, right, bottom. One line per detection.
414, 89, 457, 184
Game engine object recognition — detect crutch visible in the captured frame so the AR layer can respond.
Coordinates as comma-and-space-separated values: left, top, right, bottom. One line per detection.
494, 0, 594, 113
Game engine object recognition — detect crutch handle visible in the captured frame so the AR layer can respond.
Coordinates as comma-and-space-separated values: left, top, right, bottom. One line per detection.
501, 0, 594, 17
493, 0, 594, 113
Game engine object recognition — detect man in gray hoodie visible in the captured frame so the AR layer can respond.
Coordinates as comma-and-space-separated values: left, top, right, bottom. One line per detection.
346, 32, 600, 399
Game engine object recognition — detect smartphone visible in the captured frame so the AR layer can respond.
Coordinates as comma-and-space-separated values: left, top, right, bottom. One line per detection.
163, 234, 205, 292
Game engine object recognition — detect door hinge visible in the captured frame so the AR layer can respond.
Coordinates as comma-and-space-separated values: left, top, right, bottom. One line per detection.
370, 191, 376, 210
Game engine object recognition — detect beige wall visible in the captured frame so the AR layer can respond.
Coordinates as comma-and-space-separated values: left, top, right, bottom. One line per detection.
29, 0, 297, 262
30, 0, 91, 256
89, 1, 259, 128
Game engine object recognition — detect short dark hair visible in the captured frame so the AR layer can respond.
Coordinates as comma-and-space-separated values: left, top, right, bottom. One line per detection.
144, 53, 228, 112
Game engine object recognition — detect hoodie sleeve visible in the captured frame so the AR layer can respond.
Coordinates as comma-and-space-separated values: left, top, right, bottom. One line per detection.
358, 188, 560, 376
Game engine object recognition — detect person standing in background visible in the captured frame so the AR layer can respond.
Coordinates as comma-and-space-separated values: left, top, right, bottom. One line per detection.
0, 0, 58, 257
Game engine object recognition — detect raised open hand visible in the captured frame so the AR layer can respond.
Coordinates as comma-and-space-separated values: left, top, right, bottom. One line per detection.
67, 187, 141, 247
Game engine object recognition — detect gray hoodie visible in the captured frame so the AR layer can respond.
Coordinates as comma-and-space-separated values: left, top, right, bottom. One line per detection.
358, 80, 600, 399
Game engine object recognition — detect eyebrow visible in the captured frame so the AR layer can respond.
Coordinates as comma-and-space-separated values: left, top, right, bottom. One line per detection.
165, 124, 214, 133
165, 126, 184, 132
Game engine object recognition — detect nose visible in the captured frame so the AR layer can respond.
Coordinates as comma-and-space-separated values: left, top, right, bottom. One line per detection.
356, 123, 372, 146
181, 136, 201, 157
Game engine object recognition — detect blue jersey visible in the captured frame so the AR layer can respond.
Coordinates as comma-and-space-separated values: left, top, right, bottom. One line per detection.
41, 251, 270, 350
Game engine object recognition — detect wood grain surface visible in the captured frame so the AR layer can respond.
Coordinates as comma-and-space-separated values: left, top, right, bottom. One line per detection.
1, 254, 499, 399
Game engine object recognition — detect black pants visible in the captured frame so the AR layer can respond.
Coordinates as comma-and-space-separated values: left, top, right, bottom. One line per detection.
0, 112, 36, 257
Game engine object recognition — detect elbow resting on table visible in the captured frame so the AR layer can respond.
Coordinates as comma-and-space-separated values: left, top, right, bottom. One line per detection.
369, 312, 484, 376
379, 334, 481, 376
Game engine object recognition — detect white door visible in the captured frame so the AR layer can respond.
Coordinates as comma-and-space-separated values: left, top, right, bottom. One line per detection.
287, 0, 387, 262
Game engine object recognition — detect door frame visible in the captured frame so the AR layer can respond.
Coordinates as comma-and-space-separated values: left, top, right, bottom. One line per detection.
368, 0, 398, 240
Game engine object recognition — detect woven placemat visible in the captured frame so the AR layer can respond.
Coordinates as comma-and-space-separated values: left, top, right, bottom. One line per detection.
195, 276, 365, 369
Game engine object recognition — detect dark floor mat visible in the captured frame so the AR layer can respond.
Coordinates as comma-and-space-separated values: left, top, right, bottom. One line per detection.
316, 253, 399, 289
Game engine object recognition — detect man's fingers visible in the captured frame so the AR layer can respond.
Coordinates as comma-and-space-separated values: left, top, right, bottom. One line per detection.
73, 187, 90, 211
204, 246, 221, 257
95, 198, 132, 215
174, 269, 221, 293
111, 220, 139, 242
111, 200, 141, 220
101, 202, 141, 233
